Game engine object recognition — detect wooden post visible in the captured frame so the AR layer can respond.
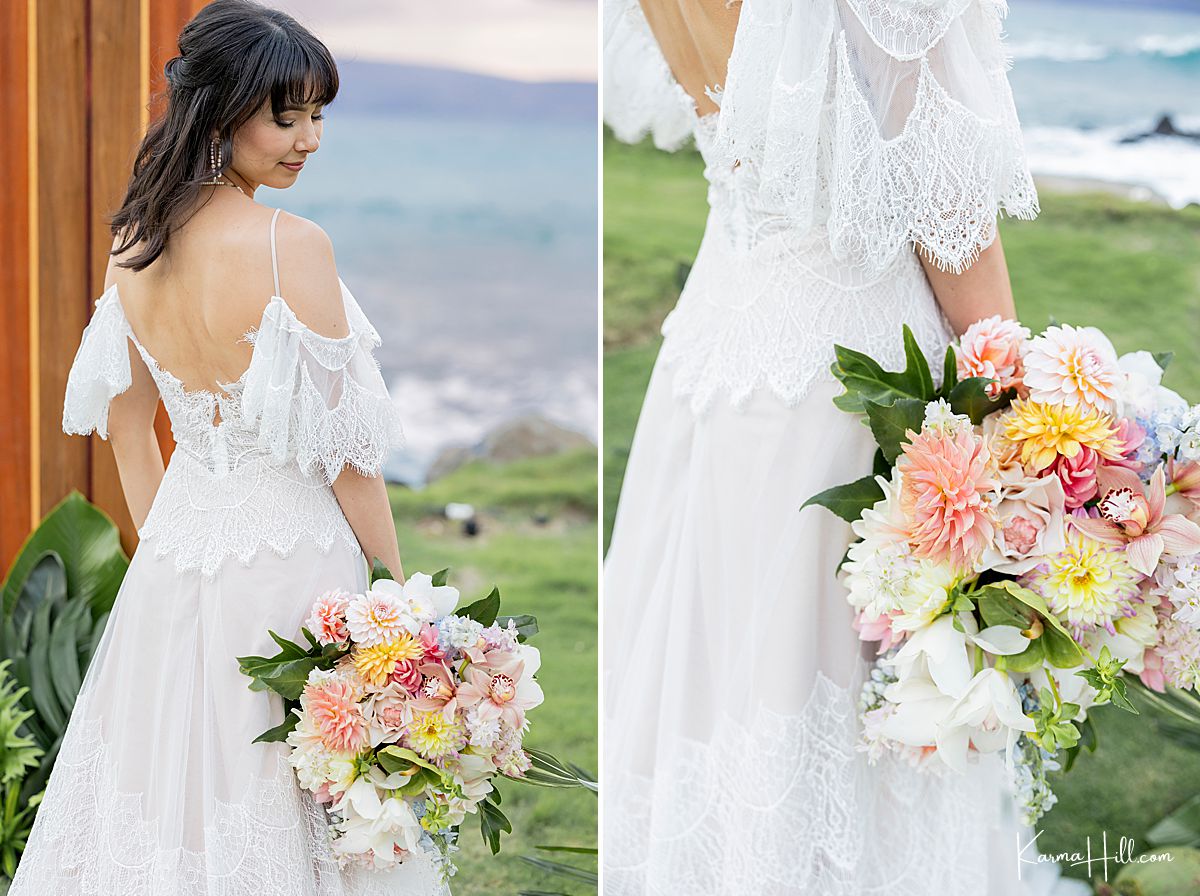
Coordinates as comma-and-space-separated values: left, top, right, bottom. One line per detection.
0, 0, 204, 578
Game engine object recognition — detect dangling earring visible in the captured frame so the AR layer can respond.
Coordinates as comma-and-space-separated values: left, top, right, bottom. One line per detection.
205, 136, 223, 184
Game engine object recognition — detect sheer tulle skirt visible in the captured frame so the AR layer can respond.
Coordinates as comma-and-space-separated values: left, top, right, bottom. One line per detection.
602, 359, 1086, 895
10, 537, 447, 896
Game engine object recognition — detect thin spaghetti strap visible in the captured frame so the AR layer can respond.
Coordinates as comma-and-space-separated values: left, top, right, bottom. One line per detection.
269, 207, 282, 297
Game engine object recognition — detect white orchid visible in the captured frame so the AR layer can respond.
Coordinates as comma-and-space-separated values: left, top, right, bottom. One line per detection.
401, 572, 460, 623
935, 669, 1037, 775
331, 776, 425, 869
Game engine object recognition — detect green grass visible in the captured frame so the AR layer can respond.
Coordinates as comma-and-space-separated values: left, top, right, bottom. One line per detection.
603, 129, 1200, 883
389, 451, 597, 895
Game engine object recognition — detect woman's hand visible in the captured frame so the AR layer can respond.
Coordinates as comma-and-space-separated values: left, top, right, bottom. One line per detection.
916, 228, 1017, 336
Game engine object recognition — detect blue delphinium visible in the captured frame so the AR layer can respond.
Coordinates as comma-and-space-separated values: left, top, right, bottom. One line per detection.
1010, 681, 1061, 826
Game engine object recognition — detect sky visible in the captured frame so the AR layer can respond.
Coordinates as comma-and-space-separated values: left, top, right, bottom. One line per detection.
273, 0, 598, 82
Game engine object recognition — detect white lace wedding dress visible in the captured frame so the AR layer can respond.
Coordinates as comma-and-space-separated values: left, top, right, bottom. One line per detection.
603, 0, 1089, 893
10, 208, 447, 895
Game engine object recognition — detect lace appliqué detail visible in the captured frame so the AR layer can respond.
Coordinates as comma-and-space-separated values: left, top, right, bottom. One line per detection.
10, 714, 447, 896
61, 281, 404, 579
604, 670, 1003, 896
137, 452, 362, 580
658, 214, 953, 415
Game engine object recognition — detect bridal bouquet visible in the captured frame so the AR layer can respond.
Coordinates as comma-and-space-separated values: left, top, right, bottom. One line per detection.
238, 567, 543, 877
806, 318, 1200, 824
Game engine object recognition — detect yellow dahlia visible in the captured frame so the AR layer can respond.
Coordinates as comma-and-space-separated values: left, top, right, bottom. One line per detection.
352, 633, 424, 687
405, 709, 466, 760
1002, 399, 1123, 472
1022, 525, 1141, 639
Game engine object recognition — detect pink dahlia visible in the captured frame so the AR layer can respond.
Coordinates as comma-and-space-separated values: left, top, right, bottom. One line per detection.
897, 426, 997, 568
1022, 324, 1122, 411
306, 589, 351, 646
956, 316, 1030, 398
304, 679, 366, 753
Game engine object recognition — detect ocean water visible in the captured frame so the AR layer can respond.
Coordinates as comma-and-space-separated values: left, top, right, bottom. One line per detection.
1007, 0, 1200, 207
264, 112, 598, 484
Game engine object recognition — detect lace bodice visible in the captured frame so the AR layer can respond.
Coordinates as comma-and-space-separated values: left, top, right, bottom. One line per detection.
62, 208, 405, 578
604, 0, 1040, 413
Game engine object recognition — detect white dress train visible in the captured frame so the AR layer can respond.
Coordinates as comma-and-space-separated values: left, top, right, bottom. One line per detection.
602, 0, 1090, 892
10, 208, 447, 895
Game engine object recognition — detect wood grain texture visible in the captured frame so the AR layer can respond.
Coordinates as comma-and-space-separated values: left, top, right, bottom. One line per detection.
0, 1, 33, 577
35, 0, 91, 527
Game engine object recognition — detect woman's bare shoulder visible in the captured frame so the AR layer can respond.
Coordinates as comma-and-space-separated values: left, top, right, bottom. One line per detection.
269, 209, 349, 339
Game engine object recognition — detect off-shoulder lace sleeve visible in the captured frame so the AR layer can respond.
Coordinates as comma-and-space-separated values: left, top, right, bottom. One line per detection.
62, 285, 134, 440
240, 278, 405, 484
713, 0, 1039, 275
603, 0, 697, 150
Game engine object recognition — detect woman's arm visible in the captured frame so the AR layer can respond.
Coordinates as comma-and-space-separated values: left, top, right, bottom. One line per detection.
279, 212, 407, 583
106, 340, 165, 529
916, 228, 1017, 336
331, 470, 406, 583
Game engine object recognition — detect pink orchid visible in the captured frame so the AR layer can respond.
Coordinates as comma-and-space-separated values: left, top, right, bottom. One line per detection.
1139, 648, 1166, 693
851, 610, 907, 654
455, 648, 544, 731
409, 662, 459, 721
1071, 464, 1200, 576
1170, 459, 1200, 510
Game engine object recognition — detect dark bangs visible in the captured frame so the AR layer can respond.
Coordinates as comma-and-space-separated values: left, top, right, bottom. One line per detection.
266, 30, 338, 117
229, 18, 339, 129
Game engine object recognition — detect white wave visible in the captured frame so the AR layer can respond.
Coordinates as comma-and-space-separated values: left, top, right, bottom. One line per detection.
1133, 32, 1200, 58
1008, 38, 1109, 62
1023, 125, 1200, 208
1007, 32, 1200, 63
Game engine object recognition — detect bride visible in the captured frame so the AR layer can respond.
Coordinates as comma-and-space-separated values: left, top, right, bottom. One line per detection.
10, 1, 445, 893
603, 0, 1092, 893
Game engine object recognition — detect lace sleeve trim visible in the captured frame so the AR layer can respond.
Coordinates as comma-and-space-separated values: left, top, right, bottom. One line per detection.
61, 286, 134, 440
712, 0, 1038, 275
241, 279, 405, 484
602, 0, 699, 150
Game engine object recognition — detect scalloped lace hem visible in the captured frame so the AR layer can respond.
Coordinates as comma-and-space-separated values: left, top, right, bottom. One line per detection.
9, 714, 447, 896
604, 669, 1005, 896
137, 452, 362, 579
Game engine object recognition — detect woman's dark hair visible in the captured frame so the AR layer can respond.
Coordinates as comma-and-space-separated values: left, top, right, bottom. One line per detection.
110, 0, 338, 270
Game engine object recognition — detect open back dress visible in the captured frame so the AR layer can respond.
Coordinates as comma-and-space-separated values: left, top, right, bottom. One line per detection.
11, 208, 447, 896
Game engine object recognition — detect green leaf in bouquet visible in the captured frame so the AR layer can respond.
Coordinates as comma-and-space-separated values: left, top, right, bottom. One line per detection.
1153, 351, 1174, 374
430, 568, 450, 588
519, 749, 598, 792
947, 377, 1000, 425
871, 448, 891, 479
460, 587, 501, 627
977, 582, 1084, 668
479, 791, 512, 855
976, 593, 1033, 630
902, 325, 936, 400
496, 614, 539, 643
864, 398, 927, 464
830, 325, 936, 415
251, 710, 300, 744
1005, 638, 1046, 674
939, 344, 958, 399
267, 630, 310, 658
801, 475, 885, 523
377, 745, 446, 778
370, 558, 394, 584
